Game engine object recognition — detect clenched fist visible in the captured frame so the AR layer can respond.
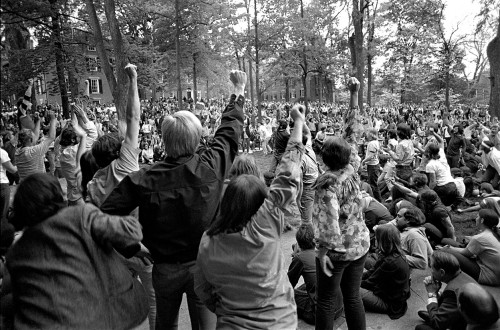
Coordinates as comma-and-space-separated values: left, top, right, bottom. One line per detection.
290, 104, 305, 123
229, 70, 247, 89
125, 64, 138, 79
347, 77, 360, 93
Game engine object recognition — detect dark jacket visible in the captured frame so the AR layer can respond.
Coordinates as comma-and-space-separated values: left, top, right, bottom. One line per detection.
426, 271, 476, 330
273, 129, 290, 157
6, 204, 148, 330
101, 94, 244, 264
361, 253, 410, 319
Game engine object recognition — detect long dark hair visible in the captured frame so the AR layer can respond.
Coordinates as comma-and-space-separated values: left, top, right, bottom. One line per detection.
10, 173, 66, 230
80, 150, 99, 199
207, 175, 267, 236
478, 209, 500, 241
375, 224, 404, 257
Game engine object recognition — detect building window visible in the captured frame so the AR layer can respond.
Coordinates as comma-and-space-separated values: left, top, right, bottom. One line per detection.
300, 89, 304, 97
89, 78, 101, 94
88, 45, 96, 51
273, 94, 277, 100
293, 90, 297, 98
281, 90, 285, 99
86, 56, 100, 72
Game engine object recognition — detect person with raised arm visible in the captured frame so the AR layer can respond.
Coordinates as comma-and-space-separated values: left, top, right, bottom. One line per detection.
101, 70, 247, 329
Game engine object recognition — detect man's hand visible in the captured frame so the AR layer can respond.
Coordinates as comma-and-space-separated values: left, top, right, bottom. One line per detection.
290, 104, 305, 123
124, 63, 138, 79
347, 77, 360, 93
423, 276, 441, 294
230, 70, 246, 96
48, 110, 56, 121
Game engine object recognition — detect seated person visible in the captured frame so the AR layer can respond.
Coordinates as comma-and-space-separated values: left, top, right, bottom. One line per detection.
457, 283, 500, 330
361, 191, 393, 232
416, 251, 477, 330
425, 143, 464, 209
396, 208, 433, 270
360, 224, 410, 320
442, 209, 500, 286
287, 225, 317, 325
420, 190, 460, 248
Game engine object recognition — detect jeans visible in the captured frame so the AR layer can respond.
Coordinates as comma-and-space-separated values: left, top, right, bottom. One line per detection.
441, 247, 480, 281
433, 182, 464, 208
124, 256, 156, 330
360, 287, 388, 314
269, 154, 283, 174
299, 184, 315, 225
423, 223, 461, 248
316, 253, 367, 330
1, 183, 10, 223
153, 261, 216, 330
367, 164, 382, 202
396, 165, 413, 182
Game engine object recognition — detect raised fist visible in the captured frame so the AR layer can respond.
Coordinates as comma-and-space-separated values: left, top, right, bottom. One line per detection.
347, 77, 360, 93
290, 104, 305, 122
47, 110, 56, 120
124, 64, 138, 79
229, 70, 247, 88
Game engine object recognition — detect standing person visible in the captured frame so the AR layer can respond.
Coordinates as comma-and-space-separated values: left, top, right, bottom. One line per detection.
194, 105, 305, 329
6, 173, 148, 330
15, 111, 57, 181
313, 77, 370, 330
387, 123, 415, 182
445, 123, 466, 169
101, 70, 247, 330
1, 138, 17, 223
269, 119, 290, 174
298, 124, 319, 225
362, 128, 382, 202
360, 224, 410, 319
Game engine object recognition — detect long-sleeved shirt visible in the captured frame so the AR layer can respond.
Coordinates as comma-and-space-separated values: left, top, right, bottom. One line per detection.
195, 142, 302, 329
400, 226, 433, 270
100, 95, 244, 264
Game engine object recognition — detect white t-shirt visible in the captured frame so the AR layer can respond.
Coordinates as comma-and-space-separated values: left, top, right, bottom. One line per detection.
1, 148, 10, 184
426, 149, 454, 186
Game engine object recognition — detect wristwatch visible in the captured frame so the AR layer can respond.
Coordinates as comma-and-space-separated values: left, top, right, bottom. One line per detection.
428, 292, 438, 298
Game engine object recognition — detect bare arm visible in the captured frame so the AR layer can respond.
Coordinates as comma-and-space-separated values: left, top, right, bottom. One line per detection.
2, 161, 17, 174
393, 181, 418, 199
124, 64, 140, 148
427, 172, 437, 189
443, 216, 456, 241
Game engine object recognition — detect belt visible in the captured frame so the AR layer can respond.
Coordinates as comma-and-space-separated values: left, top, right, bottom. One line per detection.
396, 164, 412, 168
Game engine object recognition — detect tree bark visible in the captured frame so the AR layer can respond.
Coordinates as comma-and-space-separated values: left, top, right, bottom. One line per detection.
487, 13, 500, 118
244, 0, 255, 108
351, 0, 365, 113
285, 78, 290, 102
300, 0, 309, 115
254, 0, 261, 122
103, 0, 128, 122
193, 52, 198, 104
175, 0, 182, 110
50, 0, 70, 118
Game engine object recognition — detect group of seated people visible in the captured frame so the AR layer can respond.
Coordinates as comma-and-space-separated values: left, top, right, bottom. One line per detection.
0, 70, 499, 330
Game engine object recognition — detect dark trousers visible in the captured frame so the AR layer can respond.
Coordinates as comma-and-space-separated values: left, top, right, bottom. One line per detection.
446, 154, 460, 168
433, 182, 464, 208
396, 165, 413, 182
316, 253, 367, 330
1, 183, 10, 223
367, 164, 382, 202
294, 283, 316, 325
153, 261, 216, 330
442, 247, 480, 281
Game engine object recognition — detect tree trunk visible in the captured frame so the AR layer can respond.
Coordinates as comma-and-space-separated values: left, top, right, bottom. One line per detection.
103, 0, 128, 122
245, 0, 255, 108
300, 0, 309, 115
193, 52, 198, 104
254, 0, 261, 122
235, 47, 242, 71
487, 14, 500, 118
285, 78, 290, 102
175, 0, 182, 110
50, 0, 70, 118
85, 0, 116, 95
445, 69, 450, 110
367, 54, 372, 106
352, 0, 365, 113
206, 78, 209, 101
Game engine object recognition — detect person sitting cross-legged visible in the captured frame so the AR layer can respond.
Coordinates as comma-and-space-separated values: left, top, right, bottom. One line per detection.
360, 224, 410, 319
415, 251, 478, 330
288, 224, 318, 325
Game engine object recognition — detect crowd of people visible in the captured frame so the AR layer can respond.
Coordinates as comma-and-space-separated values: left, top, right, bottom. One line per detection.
0, 66, 499, 330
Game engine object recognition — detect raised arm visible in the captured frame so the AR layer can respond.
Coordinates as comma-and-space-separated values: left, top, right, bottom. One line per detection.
124, 64, 141, 148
